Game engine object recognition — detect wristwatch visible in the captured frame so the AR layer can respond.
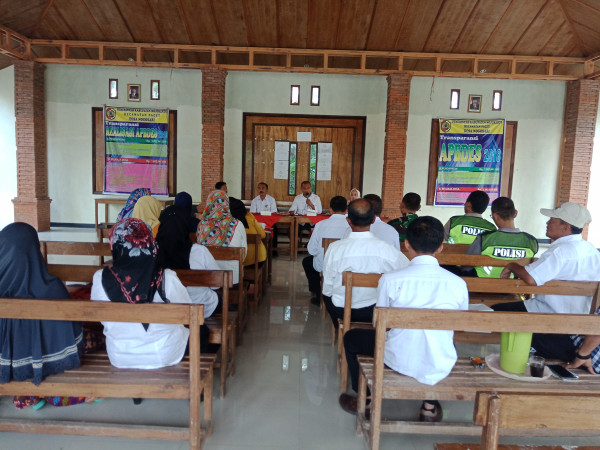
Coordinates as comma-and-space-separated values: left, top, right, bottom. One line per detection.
574, 350, 592, 360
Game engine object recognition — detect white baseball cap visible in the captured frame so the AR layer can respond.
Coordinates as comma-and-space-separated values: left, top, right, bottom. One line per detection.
540, 202, 592, 228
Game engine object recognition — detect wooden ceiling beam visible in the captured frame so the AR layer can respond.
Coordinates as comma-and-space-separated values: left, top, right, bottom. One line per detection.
24, 36, 587, 81
0, 25, 30, 59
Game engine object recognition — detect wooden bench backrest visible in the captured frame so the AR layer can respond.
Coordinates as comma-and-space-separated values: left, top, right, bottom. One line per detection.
342, 272, 382, 336
246, 233, 262, 269
41, 241, 112, 283
402, 243, 470, 254
322, 237, 340, 255
204, 245, 245, 308
47, 264, 100, 283
436, 254, 534, 267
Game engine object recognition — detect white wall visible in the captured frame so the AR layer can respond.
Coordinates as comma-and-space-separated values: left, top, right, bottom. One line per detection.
224, 72, 387, 198
0, 65, 17, 230
45, 65, 203, 224
406, 77, 566, 239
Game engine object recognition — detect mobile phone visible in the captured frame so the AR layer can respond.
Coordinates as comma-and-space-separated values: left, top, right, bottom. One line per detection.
547, 364, 579, 381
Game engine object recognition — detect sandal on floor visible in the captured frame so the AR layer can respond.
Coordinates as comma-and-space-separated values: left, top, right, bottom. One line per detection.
419, 401, 442, 422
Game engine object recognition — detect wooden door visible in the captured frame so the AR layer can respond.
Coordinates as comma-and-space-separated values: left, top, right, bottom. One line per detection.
243, 114, 366, 208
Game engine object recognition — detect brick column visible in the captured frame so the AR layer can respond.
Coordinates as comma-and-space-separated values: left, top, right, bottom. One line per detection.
12, 60, 51, 231
201, 66, 227, 203
381, 73, 411, 218
557, 79, 599, 207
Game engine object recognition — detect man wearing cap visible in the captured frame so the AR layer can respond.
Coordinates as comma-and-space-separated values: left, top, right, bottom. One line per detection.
493, 202, 600, 315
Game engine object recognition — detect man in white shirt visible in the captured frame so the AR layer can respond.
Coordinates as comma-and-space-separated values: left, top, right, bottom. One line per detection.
302, 195, 350, 305
322, 199, 409, 327
339, 216, 468, 422
495, 202, 600, 314
289, 181, 322, 215
342, 194, 400, 250
250, 182, 277, 213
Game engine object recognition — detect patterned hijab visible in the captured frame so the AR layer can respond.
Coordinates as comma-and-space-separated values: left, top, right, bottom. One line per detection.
117, 188, 151, 221
156, 205, 192, 270
197, 190, 239, 246
102, 218, 167, 330
132, 196, 162, 231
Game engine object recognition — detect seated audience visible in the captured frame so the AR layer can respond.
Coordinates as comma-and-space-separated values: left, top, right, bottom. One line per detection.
464, 196, 538, 277
174, 191, 200, 237
343, 194, 400, 250
116, 187, 150, 221
132, 195, 162, 237
303, 196, 350, 305
197, 190, 247, 285
322, 199, 408, 327
0, 222, 84, 386
388, 192, 421, 243
250, 182, 277, 213
443, 190, 496, 244
215, 181, 227, 193
289, 181, 322, 214
495, 202, 600, 314
230, 197, 266, 267
156, 205, 222, 318
340, 216, 468, 422
349, 188, 361, 203
91, 218, 199, 368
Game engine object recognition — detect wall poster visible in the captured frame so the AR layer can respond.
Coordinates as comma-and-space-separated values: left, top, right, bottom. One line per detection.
104, 106, 169, 195
435, 119, 505, 206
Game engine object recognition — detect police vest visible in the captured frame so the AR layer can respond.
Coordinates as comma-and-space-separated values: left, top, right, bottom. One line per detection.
476, 230, 539, 278
447, 216, 496, 245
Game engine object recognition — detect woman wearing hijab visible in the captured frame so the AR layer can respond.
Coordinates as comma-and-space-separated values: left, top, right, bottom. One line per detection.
229, 197, 266, 267
91, 218, 192, 369
174, 191, 200, 237
197, 190, 247, 285
116, 187, 151, 221
0, 223, 83, 385
349, 188, 361, 203
156, 205, 221, 318
132, 195, 162, 237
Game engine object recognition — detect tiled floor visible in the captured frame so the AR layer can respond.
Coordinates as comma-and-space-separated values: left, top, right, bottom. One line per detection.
0, 228, 598, 449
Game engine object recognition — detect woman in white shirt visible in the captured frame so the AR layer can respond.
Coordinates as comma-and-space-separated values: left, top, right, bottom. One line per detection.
196, 190, 247, 285
156, 205, 222, 317
91, 218, 203, 369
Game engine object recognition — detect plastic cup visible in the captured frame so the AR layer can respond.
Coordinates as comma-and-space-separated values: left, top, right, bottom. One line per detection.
529, 355, 545, 378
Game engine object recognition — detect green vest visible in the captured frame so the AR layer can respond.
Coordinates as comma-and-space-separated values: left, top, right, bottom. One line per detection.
476, 230, 539, 278
447, 216, 496, 245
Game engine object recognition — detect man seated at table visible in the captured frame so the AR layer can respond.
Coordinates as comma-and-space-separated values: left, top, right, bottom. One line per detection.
495, 202, 600, 314
303, 196, 350, 305
289, 181, 322, 215
250, 182, 277, 213
339, 216, 468, 422
322, 199, 408, 328
342, 194, 400, 250
462, 196, 538, 278
443, 190, 496, 244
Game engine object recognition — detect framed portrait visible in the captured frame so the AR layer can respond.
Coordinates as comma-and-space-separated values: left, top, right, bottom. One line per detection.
109, 79, 118, 99
468, 94, 482, 113
151, 80, 160, 100
127, 83, 141, 102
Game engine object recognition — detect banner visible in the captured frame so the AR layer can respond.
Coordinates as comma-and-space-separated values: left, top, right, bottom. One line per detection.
104, 106, 169, 195
435, 119, 505, 206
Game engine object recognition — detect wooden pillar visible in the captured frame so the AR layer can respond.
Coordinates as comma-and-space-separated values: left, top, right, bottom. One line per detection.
557, 79, 600, 207
201, 66, 227, 203
381, 73, 411, 219
12, 60, 51, 231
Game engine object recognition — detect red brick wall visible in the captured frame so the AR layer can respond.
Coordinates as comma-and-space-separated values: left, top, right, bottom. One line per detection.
201, 66, 227, 204
381, 73, 411, 218
557, 79, 599, 208
12, 60, 51, 231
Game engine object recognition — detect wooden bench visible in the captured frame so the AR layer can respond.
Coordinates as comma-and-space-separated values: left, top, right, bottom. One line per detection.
205, 246, 246, 339
0, 297, 215, 449
175, 269, 234, 399
244, 233, 264, 312
356, 307, 600, 450
41, 241, 112, 284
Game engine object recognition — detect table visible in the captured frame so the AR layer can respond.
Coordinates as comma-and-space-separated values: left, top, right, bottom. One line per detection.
94, 197, 174, 229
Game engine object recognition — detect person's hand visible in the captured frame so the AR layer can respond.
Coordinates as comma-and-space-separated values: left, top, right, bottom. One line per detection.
500, 267, 512, 279
564, 357, 595, 375
306, 198, 314, 209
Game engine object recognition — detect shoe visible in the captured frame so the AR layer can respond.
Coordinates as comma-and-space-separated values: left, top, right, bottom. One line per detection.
310, 295, 320, 306
339, 393, 358, 415
132, 398, 143, 405
419, 401, 442, 422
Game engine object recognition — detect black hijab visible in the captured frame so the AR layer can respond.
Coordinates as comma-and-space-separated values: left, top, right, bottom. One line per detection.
156, 205, 193, 270
174, 191, 200, 233
229, 197, 249, 229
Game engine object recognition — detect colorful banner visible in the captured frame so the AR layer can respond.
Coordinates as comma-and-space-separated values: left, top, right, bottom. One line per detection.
435, 119, 505, 206
104, 106, 169, 195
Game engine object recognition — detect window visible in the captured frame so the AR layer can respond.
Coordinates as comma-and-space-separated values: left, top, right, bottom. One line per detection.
109, 79, 118, 99
311, 86, 320, 106
492, 90, 503, 111
151, 80, 160, 100
450, 89, 460, 109
290, 85, 300, 105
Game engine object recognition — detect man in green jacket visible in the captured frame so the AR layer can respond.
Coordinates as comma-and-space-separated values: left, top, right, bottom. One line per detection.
443, 190, 496, 244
